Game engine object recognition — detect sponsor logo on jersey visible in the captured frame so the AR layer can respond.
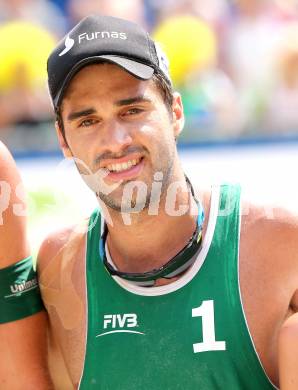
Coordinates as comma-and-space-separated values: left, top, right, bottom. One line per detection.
59, 31, 127, 57
96, 313, 145, 337
5, 277, 38, 298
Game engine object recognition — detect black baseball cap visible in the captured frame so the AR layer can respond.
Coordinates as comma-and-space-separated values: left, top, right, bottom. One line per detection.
47, 14, 172, 109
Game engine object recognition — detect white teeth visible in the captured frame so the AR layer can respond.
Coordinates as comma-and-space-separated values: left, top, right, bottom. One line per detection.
106, 158, 140, 172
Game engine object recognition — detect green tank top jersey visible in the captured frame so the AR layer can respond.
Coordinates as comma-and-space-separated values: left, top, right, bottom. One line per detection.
79, 184, 277, 390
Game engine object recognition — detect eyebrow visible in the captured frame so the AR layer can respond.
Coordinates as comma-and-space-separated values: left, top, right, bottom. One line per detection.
67, 96, 152, 122
67, 108, 97, 122
115, 95, 152, 106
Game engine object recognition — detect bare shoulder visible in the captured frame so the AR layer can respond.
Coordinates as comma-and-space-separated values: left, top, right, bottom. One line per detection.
37, 218, 89, 293
37, 220, 90, 388
0, 141, 23, 188
238, 187, 298, 385
37, 219, 89, 279
0, 141, 29, 266
240, 187, 298, 305
37, 219, 89, 328
241, 188, 298, 245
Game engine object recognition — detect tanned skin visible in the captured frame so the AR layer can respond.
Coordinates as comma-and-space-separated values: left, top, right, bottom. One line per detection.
278, 312, 298, 389
0, 142, 53, 389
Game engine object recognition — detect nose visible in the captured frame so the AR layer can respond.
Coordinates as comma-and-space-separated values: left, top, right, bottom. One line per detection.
101, 119, 133, 155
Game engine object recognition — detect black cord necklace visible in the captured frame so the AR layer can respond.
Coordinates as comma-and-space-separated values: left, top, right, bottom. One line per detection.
99, 176, 204, 284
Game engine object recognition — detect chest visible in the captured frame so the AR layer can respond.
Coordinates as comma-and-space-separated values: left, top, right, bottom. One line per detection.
48, 190, 284, 388
49, 254, 281, 389
77, 230, 280, 390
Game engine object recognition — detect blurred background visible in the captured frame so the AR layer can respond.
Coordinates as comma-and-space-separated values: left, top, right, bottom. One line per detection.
1, 0, 298, 250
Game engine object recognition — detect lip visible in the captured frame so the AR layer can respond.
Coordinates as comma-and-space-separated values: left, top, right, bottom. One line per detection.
106, 157, 145, 182
100, 153, 143, 168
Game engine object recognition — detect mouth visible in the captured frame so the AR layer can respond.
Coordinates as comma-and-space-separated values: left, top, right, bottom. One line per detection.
102, 156, 144, 181
106, 157, 141, 173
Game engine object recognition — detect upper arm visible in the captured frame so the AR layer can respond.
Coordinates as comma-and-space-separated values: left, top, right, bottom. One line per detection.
277, 216, 298, 389
0, 142, 53, 388
37, 223, 87, 389
241, 199, 298, 377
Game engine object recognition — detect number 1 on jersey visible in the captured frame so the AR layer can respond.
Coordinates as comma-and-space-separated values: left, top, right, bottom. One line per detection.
192, 300, 226, 353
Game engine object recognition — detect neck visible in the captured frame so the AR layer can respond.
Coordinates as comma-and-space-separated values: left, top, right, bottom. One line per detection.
99, 177, 210, 276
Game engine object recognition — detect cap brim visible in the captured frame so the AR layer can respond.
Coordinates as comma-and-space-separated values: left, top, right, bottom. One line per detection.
54, 55, 154, 108
100, 55, 154, 79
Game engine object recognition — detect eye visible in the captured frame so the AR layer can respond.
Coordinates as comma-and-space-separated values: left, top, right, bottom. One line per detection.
124, 107, 144, 116
79, 118, 99, 127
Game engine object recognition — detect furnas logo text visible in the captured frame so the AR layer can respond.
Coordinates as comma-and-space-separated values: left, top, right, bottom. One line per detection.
103, 313, 138, 329
78, 31, 127, 44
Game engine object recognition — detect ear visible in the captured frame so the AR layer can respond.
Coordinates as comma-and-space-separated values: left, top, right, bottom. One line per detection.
172, 92, 185, 139
55, 121, 73, 158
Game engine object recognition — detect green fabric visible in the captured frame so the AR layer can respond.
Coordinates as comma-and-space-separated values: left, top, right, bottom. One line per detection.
0, 256, 44, 323
79, 185, 276, 389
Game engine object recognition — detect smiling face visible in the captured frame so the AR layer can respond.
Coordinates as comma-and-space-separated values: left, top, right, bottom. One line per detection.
56, 63, 184, 212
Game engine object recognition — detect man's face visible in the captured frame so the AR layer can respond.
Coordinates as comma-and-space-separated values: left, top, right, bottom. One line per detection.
57, 63, 184, 212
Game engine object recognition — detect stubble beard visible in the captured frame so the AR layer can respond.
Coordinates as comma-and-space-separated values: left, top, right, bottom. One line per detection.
96, 155, 175, 214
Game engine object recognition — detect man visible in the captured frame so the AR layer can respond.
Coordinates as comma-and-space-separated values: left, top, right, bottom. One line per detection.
0, 141, 53, 389
40, 14, 298, 389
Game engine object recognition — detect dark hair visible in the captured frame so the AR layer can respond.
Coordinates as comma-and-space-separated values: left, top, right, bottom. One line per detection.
55, 66, 174, 143
151, 67, 174, 114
